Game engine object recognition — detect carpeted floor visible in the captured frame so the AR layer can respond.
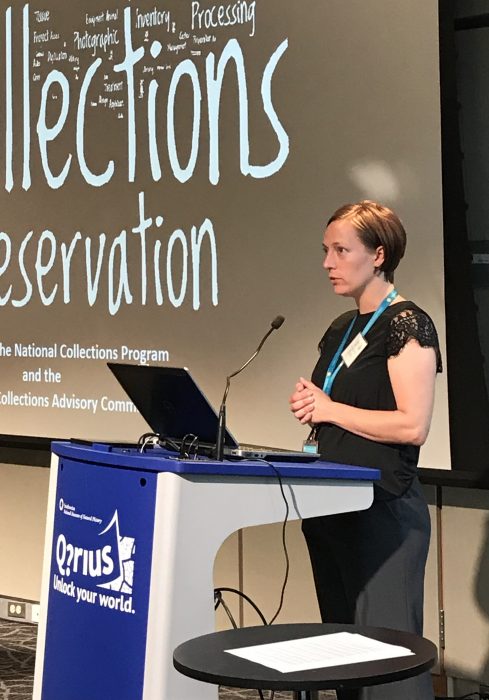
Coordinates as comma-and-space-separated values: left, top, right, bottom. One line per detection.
0, 619, 37, 700
0, 619, 335, 700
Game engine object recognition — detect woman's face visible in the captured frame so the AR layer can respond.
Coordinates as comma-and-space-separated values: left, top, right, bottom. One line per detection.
322, 218, 384, 298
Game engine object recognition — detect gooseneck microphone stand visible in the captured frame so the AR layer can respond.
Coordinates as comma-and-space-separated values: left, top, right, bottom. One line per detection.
214, 316, 285, 461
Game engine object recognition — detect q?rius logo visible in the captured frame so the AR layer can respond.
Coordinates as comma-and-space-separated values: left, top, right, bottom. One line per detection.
55, 510, 135, 594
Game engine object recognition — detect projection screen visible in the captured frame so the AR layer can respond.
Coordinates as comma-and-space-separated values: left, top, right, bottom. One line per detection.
0, 0, 449, 469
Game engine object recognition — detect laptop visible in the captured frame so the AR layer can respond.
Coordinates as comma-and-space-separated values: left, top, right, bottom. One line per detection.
106, 363, 318, 462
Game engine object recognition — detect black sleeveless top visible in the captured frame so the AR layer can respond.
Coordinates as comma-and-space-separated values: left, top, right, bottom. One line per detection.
311, 301, 442, 499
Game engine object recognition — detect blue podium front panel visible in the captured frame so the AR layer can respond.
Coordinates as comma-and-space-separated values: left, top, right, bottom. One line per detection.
41, 457, 157, 700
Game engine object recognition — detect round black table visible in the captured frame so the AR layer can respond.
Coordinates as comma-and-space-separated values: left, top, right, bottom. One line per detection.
173, 623, 437, 700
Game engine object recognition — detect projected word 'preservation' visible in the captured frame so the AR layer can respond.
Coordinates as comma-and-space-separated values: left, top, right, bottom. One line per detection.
0, 191, 217, 315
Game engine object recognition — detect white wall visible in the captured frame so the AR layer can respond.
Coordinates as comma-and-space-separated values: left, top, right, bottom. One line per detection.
442, 488, 489, 681
0, 463, 49, 600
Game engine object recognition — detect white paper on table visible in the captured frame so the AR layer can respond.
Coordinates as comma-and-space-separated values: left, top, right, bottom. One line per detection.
225, 632, 414, 674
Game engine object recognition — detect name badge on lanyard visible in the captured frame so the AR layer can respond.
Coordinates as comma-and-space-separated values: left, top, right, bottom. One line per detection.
322, 288, 398, 396
341, 332, 368, 367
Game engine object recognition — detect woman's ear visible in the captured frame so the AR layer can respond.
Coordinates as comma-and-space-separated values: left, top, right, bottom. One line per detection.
373, 245, 385, 270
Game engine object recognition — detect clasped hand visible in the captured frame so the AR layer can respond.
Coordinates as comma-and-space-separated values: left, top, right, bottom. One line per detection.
289, 377, 332, 425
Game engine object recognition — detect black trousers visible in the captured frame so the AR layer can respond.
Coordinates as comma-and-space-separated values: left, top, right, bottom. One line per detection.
301, 478, 434, 700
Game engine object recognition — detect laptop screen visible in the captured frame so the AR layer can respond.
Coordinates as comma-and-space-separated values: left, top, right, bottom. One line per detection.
107, 363, 239, 447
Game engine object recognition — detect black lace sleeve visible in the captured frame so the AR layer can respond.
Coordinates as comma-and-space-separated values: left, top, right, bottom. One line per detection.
386, 308, 443, 372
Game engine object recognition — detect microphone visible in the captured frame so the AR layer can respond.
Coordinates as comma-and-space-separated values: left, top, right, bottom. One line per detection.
214, 315, 285, 460
271, 316, 285, 330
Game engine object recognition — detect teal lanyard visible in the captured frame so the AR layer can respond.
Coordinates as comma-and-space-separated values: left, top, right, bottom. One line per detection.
322, 289, 398, 396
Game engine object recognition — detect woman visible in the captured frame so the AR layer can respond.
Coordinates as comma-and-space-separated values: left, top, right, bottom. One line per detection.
289, 200, 441, 700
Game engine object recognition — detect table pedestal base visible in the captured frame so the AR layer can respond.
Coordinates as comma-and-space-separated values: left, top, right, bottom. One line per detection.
294, 691, 319, 700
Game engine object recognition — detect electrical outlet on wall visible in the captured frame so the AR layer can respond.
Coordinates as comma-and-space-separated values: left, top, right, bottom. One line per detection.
7, 601, 26, 619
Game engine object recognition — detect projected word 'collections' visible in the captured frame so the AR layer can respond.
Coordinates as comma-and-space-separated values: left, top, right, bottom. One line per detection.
0, 0, 290, 430
1, 2, 289, 315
